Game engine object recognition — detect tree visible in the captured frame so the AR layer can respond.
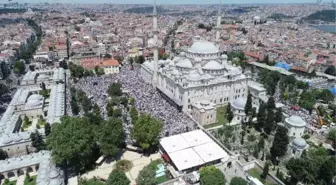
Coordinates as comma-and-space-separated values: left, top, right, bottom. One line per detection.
13, 60, 25, 74
130, 106, 138, 124
264, 111, 275, 135
136, 160, 162, 185
256, 103, 266, 131
0, 148, 8, 160
327, 129, 336, 143
131, 113, 163, 151
106, 169, 130, 185
270, 126, 289, 161
274, 108, 282, 123
0, 83, 9, 97
230, 177, 248, 185
245, 93, 252, 115
30, 131, 46, 151
267, 96, 276, 110
286, 158, 309, 184
108, 83, 123, 97
318, 157, 336, 184
200, 165, 226, 185
44, 122, 51, 136
113, 108, 122, 118
261, 162, 270, 179
98, 118, 125, 157
46, 116, 96, 172
258, 137, 265, 149
227, 103, 234, 122
319, 89, 334, 102
325, 66, 336, 76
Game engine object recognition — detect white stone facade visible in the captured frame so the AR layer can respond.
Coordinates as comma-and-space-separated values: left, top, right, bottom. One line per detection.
230, 98, 248, 126
288, 137, 309, 158
284, 115, 307, 138
191, 101, 216, 126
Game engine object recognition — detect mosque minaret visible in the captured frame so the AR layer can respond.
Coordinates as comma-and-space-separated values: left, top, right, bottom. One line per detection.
152, 0, 159, 86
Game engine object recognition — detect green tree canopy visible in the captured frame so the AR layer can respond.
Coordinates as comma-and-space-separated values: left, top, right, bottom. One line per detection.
108, 83, 123, 97
275, 108, 282, 123
0, 83, 9, 97
230, 177, 248, 185
30, 131, 46, 151
270, 126, 289, 160
325, 66, 336, 76
136, 160, 162, 185
98, 118, 125, 157
200, 165, 226, 185
13, 60, 25, 74
106, 169, 130, 185
327, 129, 336, 143
0, 148, 8, 160
46, 116, 96, 172
227, 103, 234, 123
131, 113, 163, 150
245, 93, 252, 115
44, 122, 51, 136
267, 96, 276, 110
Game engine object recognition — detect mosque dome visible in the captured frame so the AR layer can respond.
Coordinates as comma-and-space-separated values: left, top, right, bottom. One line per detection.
187, 70, 202, 81
293, 137, 307, 148
202, 60, 224, 70
232, 98, 247, 110
285, 116, 307, 127
49, 168, 60, 179
176, 58, 193, 68
253, 16, 261, 20
188, 40, 219, 54
26, 94, 44, 108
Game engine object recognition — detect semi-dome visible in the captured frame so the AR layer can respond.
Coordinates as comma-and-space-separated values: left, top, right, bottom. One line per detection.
188, 40, 219, 54
202, 60, 224, 70
176, 58, 193, 68
232, 98, 247, 110
293, 137, 307, 148
49, 169, 60, 178
221, 54, 228, 59
26, 94, 44, 108
187, 70, 202, 81
285, 115, 307, 127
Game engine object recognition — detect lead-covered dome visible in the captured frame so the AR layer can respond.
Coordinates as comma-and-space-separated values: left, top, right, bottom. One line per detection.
232, 98, 247, 110
188, 40, 219, 54
176, 58, 193, 68
285, 115, 306, 127
293, 137, 307, 148
26, 94, 44, 108
187, 70, 202, 81
202, 60, 224, 70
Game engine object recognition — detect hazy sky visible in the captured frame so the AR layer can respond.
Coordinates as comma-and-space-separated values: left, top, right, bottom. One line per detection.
10, 0, 316, 4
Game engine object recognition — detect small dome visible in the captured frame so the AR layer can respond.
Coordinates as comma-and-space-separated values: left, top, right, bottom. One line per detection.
202, 60, 224, 70
187, 70, 202, 81
49, 178, 63, 185
232, 98, 246, 110
253, 16, 261, 20
188, 40, 219, 54
221, 54, 228, 59
176, 58, 193, 68
26, 94, 44, 108
49, 169, 60, 179
285, 116, 307, 127
293, 137, 307, 148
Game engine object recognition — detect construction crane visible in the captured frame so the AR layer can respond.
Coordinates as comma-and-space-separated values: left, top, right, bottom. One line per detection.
315, 105, 325, 128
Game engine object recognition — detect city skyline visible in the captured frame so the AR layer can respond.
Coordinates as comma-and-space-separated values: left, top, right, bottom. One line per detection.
9, 0, 320, 4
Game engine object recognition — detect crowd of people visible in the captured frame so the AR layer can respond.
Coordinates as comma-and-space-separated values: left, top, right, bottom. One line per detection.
66, 65, 198, 138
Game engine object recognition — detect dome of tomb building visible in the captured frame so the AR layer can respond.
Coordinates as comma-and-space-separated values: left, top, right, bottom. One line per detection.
293, 137, 307, 148
285, 115, 307, 127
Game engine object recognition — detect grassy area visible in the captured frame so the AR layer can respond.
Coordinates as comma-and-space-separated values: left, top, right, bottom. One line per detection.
21, 121, 32, 130
83, 179, 105, 185
24, 176, 37, 185
155, 174, 169, 184
248, 168, 277, 185
217, 105, 228, 124
3, 180, 17, 185
203, 122, 223, 129
37, 119, 46, 128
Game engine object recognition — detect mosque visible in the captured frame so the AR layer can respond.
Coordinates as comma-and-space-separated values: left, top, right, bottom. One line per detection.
141, 0, 251, 113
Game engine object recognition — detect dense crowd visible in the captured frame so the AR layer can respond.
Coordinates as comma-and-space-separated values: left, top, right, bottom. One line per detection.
66, 65, 197, 139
